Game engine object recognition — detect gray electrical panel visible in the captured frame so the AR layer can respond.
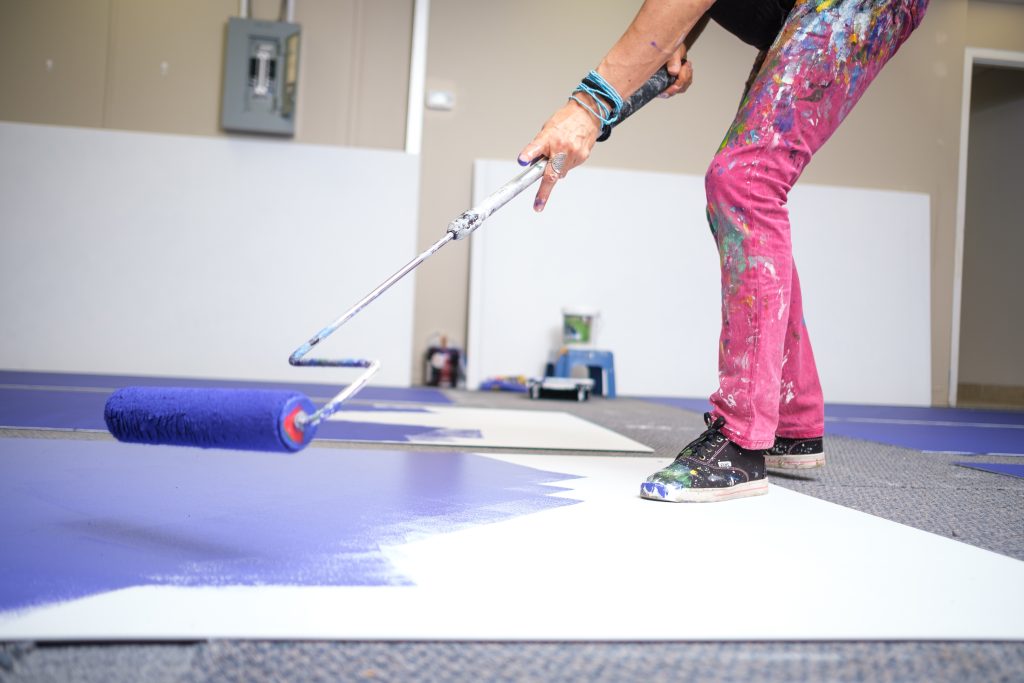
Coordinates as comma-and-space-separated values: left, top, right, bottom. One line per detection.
221, 17, 300, 136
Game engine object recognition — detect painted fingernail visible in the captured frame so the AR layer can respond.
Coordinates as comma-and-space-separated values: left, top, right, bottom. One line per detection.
518, 156, 529, 166
534, 197, 545, 211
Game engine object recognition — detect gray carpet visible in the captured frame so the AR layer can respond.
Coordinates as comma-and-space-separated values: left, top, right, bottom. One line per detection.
4, 641, 1024, 683
2, 391, 1023, 682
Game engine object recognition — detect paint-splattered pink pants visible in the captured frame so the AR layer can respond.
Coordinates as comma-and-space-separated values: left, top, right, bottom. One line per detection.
707, 0, 929, 449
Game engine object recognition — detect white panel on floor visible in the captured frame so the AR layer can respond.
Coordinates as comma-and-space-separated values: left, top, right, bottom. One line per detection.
326, 405, 653, 452
0, 122, 419, 387
2, 454, 1021, 641
466, 160, 931, 405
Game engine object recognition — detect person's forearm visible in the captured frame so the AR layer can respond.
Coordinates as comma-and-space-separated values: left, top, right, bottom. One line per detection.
595, 0, 715, 99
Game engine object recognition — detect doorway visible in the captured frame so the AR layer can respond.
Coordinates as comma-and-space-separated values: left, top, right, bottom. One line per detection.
952, 50, 1024, 409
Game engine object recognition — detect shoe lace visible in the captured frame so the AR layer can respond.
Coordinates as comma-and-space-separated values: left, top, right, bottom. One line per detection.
676, 412, 728, 462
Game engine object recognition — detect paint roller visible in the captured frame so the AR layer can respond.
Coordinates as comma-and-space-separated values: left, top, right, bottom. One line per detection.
104, 65, 682, 453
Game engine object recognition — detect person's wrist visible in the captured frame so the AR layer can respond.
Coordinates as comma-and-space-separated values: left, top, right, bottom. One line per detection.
565, 98, 603, 139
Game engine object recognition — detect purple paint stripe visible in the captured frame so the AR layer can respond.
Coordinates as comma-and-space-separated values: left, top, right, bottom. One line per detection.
0, 370, 452, 405
0, 437, 579, 613
953, 462, 1024, 480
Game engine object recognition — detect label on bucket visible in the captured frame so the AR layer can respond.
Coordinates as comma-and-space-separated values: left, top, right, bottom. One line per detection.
563, 311, 596, 345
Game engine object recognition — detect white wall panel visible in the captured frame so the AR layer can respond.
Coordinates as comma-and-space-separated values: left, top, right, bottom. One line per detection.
0, 122, 420, 386
468, 160, 931, 405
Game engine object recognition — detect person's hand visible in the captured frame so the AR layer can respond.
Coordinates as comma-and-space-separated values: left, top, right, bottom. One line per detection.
517, 100, 602, 212
661, 44, 694, 98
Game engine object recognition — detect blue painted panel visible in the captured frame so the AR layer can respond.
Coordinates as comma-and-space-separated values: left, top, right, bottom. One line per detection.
0, 389, 479, 445
824, 403, 1024, 426
0, 371, 452, 405
824, 421, 1024, 455
638, 396, 1024, 455
0, 387, 105, 431
953, 462, 1024, 479
0, 438, 577, 613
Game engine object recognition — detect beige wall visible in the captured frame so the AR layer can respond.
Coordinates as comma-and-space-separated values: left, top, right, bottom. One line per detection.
3, 0, 1024, 404
416, 0, 1024, 404
0, 0, 412, 146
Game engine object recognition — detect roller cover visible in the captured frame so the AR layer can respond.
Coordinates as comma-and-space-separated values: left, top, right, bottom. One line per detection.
104, 387, 317, 452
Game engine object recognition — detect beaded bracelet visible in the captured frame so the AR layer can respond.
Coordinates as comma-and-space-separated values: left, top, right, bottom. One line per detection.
570, 70, 623, 139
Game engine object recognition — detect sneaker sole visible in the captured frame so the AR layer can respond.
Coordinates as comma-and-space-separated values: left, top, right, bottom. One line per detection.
639, 479, 769, 503
764, 452, 826, 469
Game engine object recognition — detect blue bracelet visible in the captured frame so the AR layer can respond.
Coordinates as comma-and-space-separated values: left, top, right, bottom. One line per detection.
570, 70, 623, 137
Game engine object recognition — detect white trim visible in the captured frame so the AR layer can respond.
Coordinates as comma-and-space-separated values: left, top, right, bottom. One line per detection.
405, 0, 429, 155
950, 48, 1024, 407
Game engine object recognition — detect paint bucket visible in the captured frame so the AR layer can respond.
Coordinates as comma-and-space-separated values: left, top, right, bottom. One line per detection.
562, 308, 599, 345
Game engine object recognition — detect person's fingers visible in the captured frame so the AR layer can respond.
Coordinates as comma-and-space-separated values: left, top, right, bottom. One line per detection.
518, 138, 546, 167
532, 162, 565, 211
676, 60, 694, 94
663, 57, 693, 98
534, 151, 571, 212
666, 48, 683, 77
521, 102, 599, 211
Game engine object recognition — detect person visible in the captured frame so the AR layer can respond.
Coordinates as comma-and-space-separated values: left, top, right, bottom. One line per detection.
518, 0, 929, 503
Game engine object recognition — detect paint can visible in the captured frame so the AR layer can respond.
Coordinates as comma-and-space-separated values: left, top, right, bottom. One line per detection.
562, 308, 599, 346
424, 335, 461, 388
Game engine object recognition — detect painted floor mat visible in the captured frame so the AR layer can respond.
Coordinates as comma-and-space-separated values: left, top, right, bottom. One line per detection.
954, 462, 1024, 480
0, 371, 451, 435
641, 396, 1024, 456
1, 437, 1022, 641
0, 387, 649, 453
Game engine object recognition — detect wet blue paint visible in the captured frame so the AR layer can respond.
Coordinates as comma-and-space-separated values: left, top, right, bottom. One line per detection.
953, 462, 1024, 479
0, 438, 578, 613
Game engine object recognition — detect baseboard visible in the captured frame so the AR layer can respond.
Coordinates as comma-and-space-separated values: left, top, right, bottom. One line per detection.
957, 383, 1024, 409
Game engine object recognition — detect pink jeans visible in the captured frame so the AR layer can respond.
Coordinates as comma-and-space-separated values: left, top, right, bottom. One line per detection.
706, 0, 929, 449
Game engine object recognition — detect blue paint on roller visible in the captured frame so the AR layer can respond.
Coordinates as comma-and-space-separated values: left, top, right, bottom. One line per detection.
104, 387, 317, 452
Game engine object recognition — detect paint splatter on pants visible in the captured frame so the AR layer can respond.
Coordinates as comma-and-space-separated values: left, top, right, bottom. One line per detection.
707, 0, 929, 449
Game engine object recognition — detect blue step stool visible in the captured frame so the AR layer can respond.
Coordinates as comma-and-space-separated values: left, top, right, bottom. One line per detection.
549, 347, 616, 398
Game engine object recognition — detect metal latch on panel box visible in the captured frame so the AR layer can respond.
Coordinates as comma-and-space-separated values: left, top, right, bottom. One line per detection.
221, 17, 300, 136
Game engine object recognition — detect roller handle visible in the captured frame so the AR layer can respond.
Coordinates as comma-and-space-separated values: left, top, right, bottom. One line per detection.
596, 66, 674, 142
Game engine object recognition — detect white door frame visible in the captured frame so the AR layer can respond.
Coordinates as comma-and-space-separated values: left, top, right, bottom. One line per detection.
948, 47, 1024, 407
405, 0, 430, 154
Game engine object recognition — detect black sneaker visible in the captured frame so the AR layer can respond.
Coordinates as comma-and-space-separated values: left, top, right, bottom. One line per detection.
764, 435, 825, 469
640, 413, 769, 503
